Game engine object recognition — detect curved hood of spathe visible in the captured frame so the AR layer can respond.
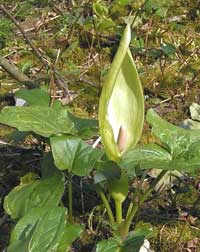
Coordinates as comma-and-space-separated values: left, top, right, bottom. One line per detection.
99, 24, 144, 162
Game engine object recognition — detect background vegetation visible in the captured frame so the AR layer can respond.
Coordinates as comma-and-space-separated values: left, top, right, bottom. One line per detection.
0, 0, 200, 251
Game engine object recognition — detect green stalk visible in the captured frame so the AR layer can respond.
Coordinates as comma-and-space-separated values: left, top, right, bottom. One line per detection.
115, 200, 122, 224
122, 170, 167, 237
68, 172, 73, 222
126, 201, 133, 219
98, 189, 115, 225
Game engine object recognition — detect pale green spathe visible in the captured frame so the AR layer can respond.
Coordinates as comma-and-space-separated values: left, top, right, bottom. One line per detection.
99, 24, 144, 161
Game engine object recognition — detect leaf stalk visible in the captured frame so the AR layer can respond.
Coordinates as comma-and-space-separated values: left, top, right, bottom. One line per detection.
115, 199, 122, 224
98, 189, 115, 225
122, 170, 167, 237
68, 172, 73, 222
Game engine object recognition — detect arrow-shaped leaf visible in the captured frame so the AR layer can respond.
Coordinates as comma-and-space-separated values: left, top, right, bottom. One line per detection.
0, 106, 76, 137
146, 108, 200, 157
50, 136, 103, 176
4, 168, 64, 220
96, 225, 152, 252
8, 207, 67, 252
119, 110, 200, 174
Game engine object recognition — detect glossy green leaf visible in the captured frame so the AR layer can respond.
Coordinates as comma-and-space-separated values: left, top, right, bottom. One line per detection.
96, 226, 152, 252
15, 88, 50, 106
57, 223, 83, 252
119, 110, 200, 174
96, 237, 121, 252
98, 24, 144, 162
170, 142, 200, 172
148, 48, 162, 59
4, 170, 64, 219
7, 207, 67, 252
40, 151, 61, 178
122, 229, 151, 252
146, 108, 200, 157
119, 143, 171, 174
0, 106, 76, 137
50, 136, 103, 175
120, 142, 200, 173
94, 160, 121, 184
145, 0, 169, 17
134, 221, 155, 239
68, 112, 99, 138
15, 88, 62, 108
161, 43, 176, 56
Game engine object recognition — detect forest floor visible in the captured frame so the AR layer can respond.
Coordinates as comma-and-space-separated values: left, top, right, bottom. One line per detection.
0, 1, 200, 251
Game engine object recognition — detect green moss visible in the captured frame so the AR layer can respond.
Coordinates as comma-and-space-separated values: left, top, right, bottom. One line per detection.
151, 221, 200, 252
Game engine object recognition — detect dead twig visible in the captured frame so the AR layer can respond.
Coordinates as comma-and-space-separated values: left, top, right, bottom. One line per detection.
0, 55, 38, 88
0, 5, 48, 68
0, 4, 69, 94
79, 76, 98, 88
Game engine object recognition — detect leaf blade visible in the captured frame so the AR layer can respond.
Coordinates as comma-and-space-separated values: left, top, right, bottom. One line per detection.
8, 207, 67, 252
4, 170, 65, 220
0, 106, 76, 137
50, 136, 103, 176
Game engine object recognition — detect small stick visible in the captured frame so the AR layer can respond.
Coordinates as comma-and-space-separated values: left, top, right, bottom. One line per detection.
80, 179, 85, 214
0, 55, 38, 88
0, 4, 48, 68
0, 4, 69, 94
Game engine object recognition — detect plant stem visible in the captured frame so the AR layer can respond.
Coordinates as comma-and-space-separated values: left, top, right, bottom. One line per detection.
122, 170, 167, 237
115, 200, 122, 224
68, 172, 73, 222
98, 189, 115, 225
126, 201, 133, 219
